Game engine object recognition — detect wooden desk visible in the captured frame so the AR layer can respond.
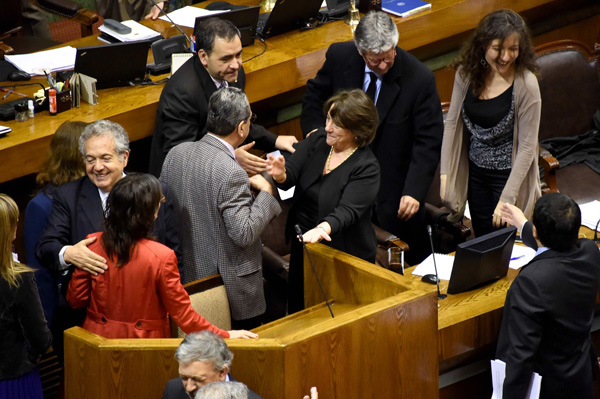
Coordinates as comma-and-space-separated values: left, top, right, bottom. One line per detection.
0, 0, 593, 184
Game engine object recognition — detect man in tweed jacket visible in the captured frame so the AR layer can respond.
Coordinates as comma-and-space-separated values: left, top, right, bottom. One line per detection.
160, 88, 281, 329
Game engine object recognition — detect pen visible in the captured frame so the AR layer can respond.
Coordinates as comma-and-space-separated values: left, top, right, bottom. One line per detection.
1, 88, 28, 99
510, 255, 525, 261
44, 70, 56, 89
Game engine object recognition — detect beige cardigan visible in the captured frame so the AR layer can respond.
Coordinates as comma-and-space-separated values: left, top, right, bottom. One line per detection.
440, 68, 542, 222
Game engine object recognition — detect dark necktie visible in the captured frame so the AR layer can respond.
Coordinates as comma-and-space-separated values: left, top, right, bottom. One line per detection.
365, 72, 377, 103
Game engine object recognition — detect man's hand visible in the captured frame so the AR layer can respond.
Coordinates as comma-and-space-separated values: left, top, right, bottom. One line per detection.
500, 202, 527, 233
63, 236, 107, 276
303, 387, 318, 399
144, 1, 164, 20
249, 174, 273, 195
227, 330, 258, 339
235, 142, 267, 174
266, 154, 286, 183
493, 200, 507, 228
397, 195, 420, 220
275, 135, 298, 153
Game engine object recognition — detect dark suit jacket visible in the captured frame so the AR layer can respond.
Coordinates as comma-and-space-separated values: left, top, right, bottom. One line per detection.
149, 55, 277, 176
35, 175, 183, 293
496, 237, 600, 398
162, 375, 262, 399
301, 41, 443, 209
278, 129, 380, 262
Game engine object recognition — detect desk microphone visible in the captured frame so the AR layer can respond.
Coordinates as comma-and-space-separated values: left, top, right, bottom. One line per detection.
147, 0, 191, 48
594, 218, 600, 243
425, 225, 447, 300
295, 224, 334, 318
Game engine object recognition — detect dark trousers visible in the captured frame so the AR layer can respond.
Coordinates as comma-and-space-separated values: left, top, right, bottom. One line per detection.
374, 201, 429, 266
468, 161, 511, 237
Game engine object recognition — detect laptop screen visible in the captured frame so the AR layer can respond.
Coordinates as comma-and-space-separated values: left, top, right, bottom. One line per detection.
193, 6, 260, 48
74, 40, 150, 89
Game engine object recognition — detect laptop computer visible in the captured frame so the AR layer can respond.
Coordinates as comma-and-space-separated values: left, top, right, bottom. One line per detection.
446, 226, 517, 295
320, 0, 351, 18
256, 0, 324, 38
74, 40, 150, 89
194, 6, 261, 47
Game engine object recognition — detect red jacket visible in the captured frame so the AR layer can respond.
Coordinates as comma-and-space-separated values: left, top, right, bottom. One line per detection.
67, 232, 229, 339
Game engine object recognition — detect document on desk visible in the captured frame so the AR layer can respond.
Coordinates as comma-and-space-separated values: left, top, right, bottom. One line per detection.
159, 6, 226, 28
509, 245, 536, 270
412, 253, 454, 280
5, 46, 77, 75
490, 359, 541, 399
0, 125, 11, 135
98, 20, 161, 42
579, 200, 600, 230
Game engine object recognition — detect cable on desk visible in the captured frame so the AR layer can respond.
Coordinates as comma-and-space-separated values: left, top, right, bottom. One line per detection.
243, 37, 267, 63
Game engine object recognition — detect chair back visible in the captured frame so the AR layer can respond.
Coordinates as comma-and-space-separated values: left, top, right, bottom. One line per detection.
170, 274, 231, 338
535, 40, 600, 141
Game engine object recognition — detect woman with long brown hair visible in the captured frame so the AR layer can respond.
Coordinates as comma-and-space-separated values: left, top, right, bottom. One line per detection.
441, 9, 541, 237
0, 194, 52, 399
67, 174, 256, 339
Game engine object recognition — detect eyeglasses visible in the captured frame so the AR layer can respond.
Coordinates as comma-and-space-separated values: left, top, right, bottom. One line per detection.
249, 113, 257, 123
362, 49, 396, 65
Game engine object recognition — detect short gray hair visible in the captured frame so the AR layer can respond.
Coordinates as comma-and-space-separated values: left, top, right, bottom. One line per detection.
175, 331, 233, 372
206, 87, 250, 136
195, 381, 248, 399
79, 120, 130, 158
354, 11, 399, 54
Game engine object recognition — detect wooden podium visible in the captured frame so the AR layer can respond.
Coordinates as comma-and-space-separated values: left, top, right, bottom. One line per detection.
64, 243, 438, 398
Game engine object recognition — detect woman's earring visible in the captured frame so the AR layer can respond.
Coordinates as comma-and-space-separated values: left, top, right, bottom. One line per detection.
480, 58, 489, 68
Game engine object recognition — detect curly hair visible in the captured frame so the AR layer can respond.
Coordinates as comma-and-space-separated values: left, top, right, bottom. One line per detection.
452, 9, 538, 97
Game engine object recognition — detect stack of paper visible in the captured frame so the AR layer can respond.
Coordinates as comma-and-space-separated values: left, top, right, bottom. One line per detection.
5, 46, 77, 75
579, 200, 600, 231
159, 6, 226, 28
98, 20, 162, 43
0, 125, 11, 135
491, 359, 541, 399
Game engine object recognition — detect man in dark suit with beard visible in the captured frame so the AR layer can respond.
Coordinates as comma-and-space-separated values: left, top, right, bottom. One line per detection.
163, 331, 262, 399
301, 11, 443, 265
498, 193, 600, 398
149, 18, 297, 177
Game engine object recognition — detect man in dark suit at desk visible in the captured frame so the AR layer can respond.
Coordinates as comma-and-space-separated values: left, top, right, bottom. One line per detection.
35, 119, 181, 359
149, 18, 297, 177
163, 331, 262, 399
497, 193, 600, 398
301, 11, 443, 265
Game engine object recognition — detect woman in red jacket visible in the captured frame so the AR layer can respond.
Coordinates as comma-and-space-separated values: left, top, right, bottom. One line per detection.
67, 174, 256, 340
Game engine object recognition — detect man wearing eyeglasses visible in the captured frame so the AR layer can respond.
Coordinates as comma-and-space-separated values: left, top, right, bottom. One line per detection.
160, 88, 281, 330
301, 11, 443, 265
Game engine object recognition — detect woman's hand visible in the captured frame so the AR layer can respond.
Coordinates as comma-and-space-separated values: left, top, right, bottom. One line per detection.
500, 202, 528, 232
299, 223, 332, 243
227, 330, 258, 339
492, 200, 507, 228
266, 154, 286, 183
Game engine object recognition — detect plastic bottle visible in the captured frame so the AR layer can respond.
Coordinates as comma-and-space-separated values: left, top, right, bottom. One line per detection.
27, 100, 35, 118
49, 89, 57, 116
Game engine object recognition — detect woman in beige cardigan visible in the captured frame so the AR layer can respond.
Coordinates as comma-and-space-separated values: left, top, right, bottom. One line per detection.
440, 9, 541, 237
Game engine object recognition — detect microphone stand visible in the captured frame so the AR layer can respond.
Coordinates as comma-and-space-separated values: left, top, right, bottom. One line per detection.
594, 217, 600, 243
295, 225, 335, 318
427, 225, 447, 300
147, 0, 191, 48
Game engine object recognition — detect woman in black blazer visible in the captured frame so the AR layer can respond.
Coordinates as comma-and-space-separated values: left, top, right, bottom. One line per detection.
0, 194, 52, 399
267, 89, 380, 313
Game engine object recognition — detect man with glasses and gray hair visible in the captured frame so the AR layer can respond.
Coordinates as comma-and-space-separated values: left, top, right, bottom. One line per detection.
163, 331, 261, 399
301, 11, 443, 265
160, 87, 281, 330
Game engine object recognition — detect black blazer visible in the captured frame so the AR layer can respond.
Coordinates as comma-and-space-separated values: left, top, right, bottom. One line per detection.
0, 271, 52, 379
162, 375, 262, 399
35, 175, 183, 286
148, 55, 277, 176
496, 237, 600, 398
301, 41, 443, 207
278, 129, 380, 262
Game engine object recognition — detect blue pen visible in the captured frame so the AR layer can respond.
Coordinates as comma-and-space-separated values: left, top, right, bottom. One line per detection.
510, 255, 524, 261
44, 70, 56, 89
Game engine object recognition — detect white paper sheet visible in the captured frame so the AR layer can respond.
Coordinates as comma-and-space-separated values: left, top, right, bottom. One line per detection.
5, 46, 77, 75
412, 253, 455, 280
509, 245, 536, 269
491, 359, 541, 399
159, 6, 227, 28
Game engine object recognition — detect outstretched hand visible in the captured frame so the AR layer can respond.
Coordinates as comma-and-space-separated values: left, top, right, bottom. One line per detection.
236, 142, 268, 174
266, 154, 286, 183
500, 202, 527, 232
227, 330, 258, 339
